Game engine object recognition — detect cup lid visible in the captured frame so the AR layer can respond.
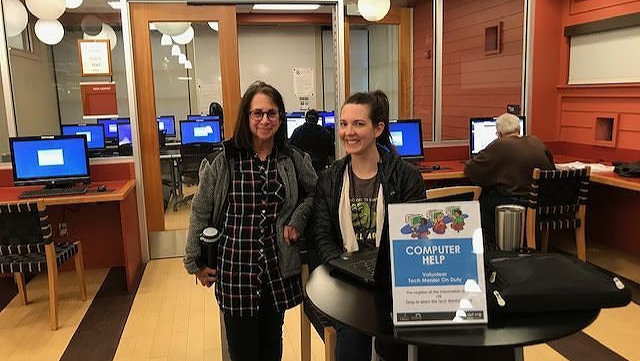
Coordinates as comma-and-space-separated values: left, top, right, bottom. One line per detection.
202, 227, 219, 239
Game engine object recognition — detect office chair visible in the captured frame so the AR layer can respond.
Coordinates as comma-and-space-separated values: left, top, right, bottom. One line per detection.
175, 142, 216, 209
425, 186, 482, 201
0, 200, 87, 330
526, 167, 591, 261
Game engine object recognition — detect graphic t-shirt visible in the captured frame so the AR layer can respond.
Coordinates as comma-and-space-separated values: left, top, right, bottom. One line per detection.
349, 171, 379, 249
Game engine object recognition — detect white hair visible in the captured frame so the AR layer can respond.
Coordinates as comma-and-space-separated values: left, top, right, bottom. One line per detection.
496, 113, 520, 135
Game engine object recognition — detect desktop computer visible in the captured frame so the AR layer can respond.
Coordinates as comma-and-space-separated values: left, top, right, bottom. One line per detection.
319, 111, 335, 128
61, 124, 106, 150
286, 115, 306, 139
187, 115, 219, 122
10, 135, 91, 198
180, 120, 222, 144
98, 117, 130, 145
389, 119, 424, 161
469, 116, 526, 157
157, 115, 176, 137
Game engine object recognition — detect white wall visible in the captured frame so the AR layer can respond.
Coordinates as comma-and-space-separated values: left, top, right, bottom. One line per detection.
151, 31, 191, 122
369, 25, 398, 119
10, 42, 59, 136
53, 29, 130, 124
0, 83, 8, 155
350, 28, 369, 95
237, 26, 324, 112
192, 23, 223, 115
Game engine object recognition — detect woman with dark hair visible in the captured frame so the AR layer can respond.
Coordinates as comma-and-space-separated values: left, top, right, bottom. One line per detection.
310, 90, 426, 361
184, 81, 317, 361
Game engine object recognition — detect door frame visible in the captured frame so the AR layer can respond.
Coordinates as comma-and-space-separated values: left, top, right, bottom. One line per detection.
129, 3, 241, 232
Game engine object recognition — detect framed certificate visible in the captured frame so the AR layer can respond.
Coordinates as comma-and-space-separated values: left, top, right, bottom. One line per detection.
78, 39, 112, 77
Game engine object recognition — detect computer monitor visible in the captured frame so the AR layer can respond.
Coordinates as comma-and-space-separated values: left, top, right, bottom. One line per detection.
469, 116, 526, 157
9, 135, 91, 187
61, 124, 105, 149
187, 115, 220, 122
319, 111, 335, 128
180, 120, 222, 144
117, 123, 132, 146
98, 117, 130, 139
286, 115, 306, 139
157, 115, 176, 137
388, 119, 424, 160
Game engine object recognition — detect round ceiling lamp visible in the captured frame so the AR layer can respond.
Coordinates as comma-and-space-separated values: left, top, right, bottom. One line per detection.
171, 44, 180, 56
357, 0, 390, 22
178, 54, 187, 65
26, 0, 66, 20
154, 22, 191, 37
4, 0, 29, 37
34, 19, 64, 45
208, 22, 218, 32
80, 15, 102, 36
172, 26, 194, 45
160, 34, 172, 46
83, 23, 117, 50
65, 0, 83, 9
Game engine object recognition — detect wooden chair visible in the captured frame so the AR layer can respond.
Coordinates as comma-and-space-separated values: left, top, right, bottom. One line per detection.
526, 167, 591, 261
426, 186, 482, 201
300, 263, 336, 361
0, 200, 87, 330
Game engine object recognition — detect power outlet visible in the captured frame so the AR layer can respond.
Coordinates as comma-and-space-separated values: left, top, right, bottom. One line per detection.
58, 222, 68, 236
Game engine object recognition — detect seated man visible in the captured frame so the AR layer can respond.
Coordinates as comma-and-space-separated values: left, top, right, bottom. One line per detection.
289, 109, 335, 173
464, 113, 555, 245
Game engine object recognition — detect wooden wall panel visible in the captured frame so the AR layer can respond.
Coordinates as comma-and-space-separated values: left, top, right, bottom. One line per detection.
441, 0, 524, 140
413, 0, 433, 141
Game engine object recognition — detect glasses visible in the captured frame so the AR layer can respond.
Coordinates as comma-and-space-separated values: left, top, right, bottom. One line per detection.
249, 109, 280, 122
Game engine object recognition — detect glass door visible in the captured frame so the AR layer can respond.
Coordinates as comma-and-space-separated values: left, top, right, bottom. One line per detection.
129, 3, 240, 258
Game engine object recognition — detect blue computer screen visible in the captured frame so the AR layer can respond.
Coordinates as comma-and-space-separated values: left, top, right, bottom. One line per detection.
187, 115, 220, 122
389, 121, 423, 158
157, 116, 176, 136
319, 111, 335, 127
117, 123, 132, 146
180, 120, 222, 144
61, 124, 105, 149
10, 136, 89, 182
98, 117, 130, 138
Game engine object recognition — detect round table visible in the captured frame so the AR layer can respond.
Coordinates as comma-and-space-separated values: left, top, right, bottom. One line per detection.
306, 264, 599, 361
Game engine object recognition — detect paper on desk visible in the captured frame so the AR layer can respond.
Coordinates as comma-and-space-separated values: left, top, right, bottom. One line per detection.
555, 161, 615, 173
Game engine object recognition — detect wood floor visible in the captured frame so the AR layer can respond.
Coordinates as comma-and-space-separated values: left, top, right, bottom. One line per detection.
0, 241, 638, 361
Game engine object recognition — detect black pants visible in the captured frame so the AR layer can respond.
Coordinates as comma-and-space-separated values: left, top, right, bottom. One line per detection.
223, 291, 285, 361
479, 188, 527, 247
335, 323, 372, 361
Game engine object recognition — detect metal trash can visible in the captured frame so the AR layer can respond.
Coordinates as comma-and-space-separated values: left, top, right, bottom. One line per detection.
495, 204, 526, 251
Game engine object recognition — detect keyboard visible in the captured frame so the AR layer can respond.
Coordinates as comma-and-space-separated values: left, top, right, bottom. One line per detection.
19, 187, 88, 199
349, 259, 377, 274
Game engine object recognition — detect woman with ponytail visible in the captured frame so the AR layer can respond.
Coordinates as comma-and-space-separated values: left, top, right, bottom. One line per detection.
309, 90, 426, 361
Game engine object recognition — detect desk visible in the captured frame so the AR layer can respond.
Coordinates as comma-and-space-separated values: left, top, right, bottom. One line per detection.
306, 265, 599, 361
0, 180, 142, 291
160, 148, 183, 210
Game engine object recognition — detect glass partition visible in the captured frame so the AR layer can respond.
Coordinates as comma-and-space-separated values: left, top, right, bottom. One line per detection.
1, 0, 132, 158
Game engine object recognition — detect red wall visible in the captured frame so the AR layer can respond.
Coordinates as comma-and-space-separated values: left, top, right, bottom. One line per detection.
531, 0, 640, 162
413, 0, 434, 141
441, 0, 524, 140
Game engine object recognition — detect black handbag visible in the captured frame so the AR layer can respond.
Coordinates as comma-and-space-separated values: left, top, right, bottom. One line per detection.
614, 161, 640, 178
484, 251, 631, 313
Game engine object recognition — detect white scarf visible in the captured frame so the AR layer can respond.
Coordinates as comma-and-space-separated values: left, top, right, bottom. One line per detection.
338, 166, 385, 252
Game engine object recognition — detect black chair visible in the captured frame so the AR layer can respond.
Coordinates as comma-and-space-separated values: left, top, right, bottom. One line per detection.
175, 142, 216, 209
0, 200, 87, 330
526, 167, 591, 261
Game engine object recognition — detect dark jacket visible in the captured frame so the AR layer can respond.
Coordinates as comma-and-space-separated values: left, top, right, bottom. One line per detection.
310, 146, 426, 265
289, 122, 335, 173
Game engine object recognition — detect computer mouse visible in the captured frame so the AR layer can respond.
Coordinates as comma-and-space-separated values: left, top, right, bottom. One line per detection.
432, 164, 441, 171
97, 185, 107, 192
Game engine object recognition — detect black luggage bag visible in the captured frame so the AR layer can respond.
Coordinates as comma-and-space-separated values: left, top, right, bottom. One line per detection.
485, 251, 631, 314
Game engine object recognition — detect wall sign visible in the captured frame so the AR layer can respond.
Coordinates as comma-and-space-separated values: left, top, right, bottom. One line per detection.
78, 39, 112, 77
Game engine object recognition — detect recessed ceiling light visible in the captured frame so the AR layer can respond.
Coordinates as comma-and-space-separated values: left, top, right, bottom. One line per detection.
252, 4, 320, 11
107, 1, 121, 10
177, 76, 192, 81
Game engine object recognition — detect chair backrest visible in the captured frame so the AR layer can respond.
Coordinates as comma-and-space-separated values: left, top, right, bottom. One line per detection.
180, 142, 216, 176
527, 167, 590, 218
0, 200, 52, 255
426, 186, 482, 202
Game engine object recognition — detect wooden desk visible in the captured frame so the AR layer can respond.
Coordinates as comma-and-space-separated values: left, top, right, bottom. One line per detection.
0, 180, 142, 291
417, 160, 465, 181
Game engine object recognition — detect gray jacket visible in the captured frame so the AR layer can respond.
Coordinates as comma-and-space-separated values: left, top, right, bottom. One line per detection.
183, 140, 317, 278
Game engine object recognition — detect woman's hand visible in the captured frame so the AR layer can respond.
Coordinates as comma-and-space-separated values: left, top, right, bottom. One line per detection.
284, 225, 300, 245
196, 267, 217, 287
